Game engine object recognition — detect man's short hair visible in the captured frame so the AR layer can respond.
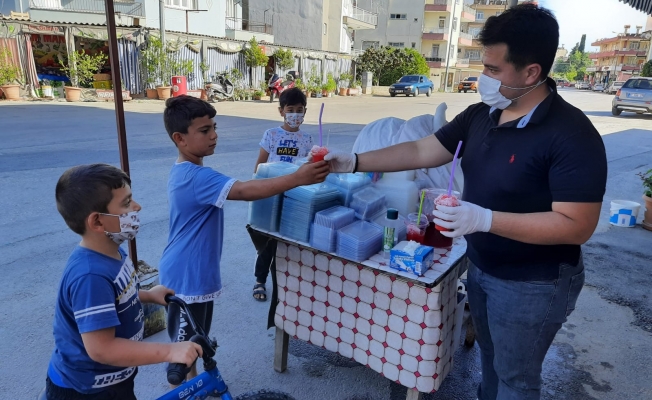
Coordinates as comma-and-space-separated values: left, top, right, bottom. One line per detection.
479, 3, 559, 79
56, 164, 131, 235
279, 87, 307, 108
163, 95, 217, 142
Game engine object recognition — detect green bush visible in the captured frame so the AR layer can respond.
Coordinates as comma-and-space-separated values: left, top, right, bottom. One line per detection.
273, 48, 295, 71
58, 50, 107, 87
242, 37, 269, 68
355, 47, 429, 86
641, 60, 652, 78
0, 48, 22, 85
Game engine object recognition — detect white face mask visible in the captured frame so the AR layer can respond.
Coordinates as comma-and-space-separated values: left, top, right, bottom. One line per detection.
284, 113, 304, 129
101, 211, 140, 245
478, 74, 545, 110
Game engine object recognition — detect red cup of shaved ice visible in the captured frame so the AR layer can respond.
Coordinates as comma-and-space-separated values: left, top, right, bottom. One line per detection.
310, 145, 329, 162
432, 189, 460, 232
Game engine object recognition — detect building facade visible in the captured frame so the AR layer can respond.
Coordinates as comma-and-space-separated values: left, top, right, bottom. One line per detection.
588, 25, 650, 85
244, 0, 377, 54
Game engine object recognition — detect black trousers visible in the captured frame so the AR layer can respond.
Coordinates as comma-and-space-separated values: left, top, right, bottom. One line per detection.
247, 226, 278, 329
45, 370, 137, 400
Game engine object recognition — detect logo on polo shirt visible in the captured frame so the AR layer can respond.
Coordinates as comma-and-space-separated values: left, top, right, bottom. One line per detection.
509, 154, 515, 164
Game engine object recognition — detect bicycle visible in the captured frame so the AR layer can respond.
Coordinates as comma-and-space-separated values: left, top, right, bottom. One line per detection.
39, 295, 294, 400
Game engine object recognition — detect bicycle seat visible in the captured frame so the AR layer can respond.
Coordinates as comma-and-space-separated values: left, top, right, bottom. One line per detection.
37, 388, 46, 400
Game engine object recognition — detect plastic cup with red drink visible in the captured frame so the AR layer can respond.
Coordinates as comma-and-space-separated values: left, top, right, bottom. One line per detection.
310, 145, 329, 162
405, 213, 428, 244
430, 189, 460, 232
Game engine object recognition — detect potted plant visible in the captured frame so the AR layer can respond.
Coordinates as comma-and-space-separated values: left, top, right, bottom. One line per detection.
295, 78, 306, 95
347, 79, 360, 96
322, 73, 336, 97
52, 80, 63, 98
0, 47, 22, 101
58, 50, 107, 102
40, 79, 53, 98
339, 73, 352, 96
253, 89, 263, 100
638, 169, 652, 231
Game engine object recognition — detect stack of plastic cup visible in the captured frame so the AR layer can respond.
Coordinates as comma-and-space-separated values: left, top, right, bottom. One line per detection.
279, 183, 342, 242
310, 206, 356, 252
248, 162, 300, 231
336, 220, 384, 262
325, 173, 372, 207
350, 186, 386, 221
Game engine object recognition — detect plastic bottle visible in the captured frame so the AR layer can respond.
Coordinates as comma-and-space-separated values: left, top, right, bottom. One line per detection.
383, 208, 400, 259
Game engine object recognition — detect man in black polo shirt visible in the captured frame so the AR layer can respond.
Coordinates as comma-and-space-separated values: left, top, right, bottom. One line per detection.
323, 4, 607, 400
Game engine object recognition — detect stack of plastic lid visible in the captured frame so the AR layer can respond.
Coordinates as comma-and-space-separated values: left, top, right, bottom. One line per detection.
336, 220, 383, 262
310, 206, 356, 252
279, 183, 342, 242
326, 173, 372, 207
369, 209, 408, 242
350, 186, 386, 221
248, 162, 299, 232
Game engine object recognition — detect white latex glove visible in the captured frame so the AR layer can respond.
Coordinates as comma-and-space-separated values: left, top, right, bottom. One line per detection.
432, 201, 493, 238
323, 151, 357, 173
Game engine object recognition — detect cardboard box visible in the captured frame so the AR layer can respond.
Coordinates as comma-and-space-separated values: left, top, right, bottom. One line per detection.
390, 241, 434, 276
93, 80, 112, 89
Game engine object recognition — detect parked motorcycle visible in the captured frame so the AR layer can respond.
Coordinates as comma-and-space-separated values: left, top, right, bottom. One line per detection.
268, 71, 297, 103
205, 74, 234, 102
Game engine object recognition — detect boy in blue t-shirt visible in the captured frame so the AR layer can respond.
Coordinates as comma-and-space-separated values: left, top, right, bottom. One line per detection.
251, 88, 312, 302
46, 164, 202, 400
159, 95, 329, 381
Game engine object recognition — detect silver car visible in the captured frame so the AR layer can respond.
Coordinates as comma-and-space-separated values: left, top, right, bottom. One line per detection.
612, 77, 652, 116
606, 81, 625, 95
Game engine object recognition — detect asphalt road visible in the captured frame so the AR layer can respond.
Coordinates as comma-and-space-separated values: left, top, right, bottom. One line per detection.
0, 89, 650, 400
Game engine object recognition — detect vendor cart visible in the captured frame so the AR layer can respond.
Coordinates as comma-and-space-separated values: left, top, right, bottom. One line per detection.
249, 226, 474, 400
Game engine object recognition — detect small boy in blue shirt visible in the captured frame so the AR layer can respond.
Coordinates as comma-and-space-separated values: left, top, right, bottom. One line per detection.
46, 164, 202, 400
159, 95, 329, 380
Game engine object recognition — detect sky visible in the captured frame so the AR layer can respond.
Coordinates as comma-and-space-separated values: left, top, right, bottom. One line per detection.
540, 0, 651, 51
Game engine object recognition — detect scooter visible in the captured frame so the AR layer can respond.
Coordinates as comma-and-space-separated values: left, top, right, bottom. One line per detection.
268, 71, 297, 103
205, 74, 234, 102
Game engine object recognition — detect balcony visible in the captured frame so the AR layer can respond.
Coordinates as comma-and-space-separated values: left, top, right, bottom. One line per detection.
425, 0, 452, 12
470, 0, 507, 9
456, 58, 470, 67
422, 26, 449, 41
225, 17, 274, 43
29, 0, 144, 16
343, 5, 378, 30
589, 49, 648, 59
469, 58, 483, 65
425, 56, 444, 68
461, 5, 476, 21
458, 32, 473, 46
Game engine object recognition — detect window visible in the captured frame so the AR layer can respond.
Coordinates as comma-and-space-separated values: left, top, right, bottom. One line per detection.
629, 41, 640, 50
362, 41, 380, 50
467, 50, 481, 60
470, 27, 481, 38
166, 0, 197, 9
450, 44, 455, 56
431, 44, 440, 57
323, 23, 327, 35
388, 42, 405, 48
476, 11, 484, 21
390, 14, 407, 20
438, 17, 446, 29
452, 17, 458, 31
411, 42, 416, 48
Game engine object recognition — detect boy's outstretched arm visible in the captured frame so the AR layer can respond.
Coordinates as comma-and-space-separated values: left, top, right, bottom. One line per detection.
82, 328, 202, 367
228, 161, 330, 201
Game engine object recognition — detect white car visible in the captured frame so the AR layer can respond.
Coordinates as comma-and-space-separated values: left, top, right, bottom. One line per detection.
607, 81, 625, 94
576, 82, 591, 90
593, 83, 605, 92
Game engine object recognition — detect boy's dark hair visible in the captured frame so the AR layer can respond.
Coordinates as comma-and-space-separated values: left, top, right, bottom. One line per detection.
163, 95, 217, 142
56, 164, 131, 235
279, 87, 307, 108
479, 3, 559, 80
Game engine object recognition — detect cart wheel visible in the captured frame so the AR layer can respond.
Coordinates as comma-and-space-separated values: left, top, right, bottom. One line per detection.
464, 316, 476, 348
235, 389, 297, 400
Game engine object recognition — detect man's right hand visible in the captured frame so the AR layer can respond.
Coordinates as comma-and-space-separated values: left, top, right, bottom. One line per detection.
294, 161, 330, 185
323, 152, 356, 173
167, 341, 203, 367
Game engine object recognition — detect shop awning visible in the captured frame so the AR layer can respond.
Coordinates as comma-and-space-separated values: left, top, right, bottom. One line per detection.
619, 0, 652, 15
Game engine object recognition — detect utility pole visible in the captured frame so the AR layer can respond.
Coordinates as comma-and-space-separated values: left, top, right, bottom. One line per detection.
159, 0, 166, 45
443, 0, 458, 92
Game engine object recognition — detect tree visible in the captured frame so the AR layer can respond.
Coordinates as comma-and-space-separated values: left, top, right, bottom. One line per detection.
355, 47, 429, 86
242, 37, 269, 69
641, 60, 652, 77
273, 48, 295, 71
553, 57, 571, 75
578, 34, 587, 53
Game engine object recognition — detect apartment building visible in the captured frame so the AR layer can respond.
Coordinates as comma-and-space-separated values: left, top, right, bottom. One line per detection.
588, 25, 651, 85
244, 0, 378, 54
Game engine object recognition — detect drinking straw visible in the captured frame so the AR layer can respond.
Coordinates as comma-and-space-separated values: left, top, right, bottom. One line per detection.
448, 141, 463, 196
319, 103, 325, 146
417, 190, 426, 225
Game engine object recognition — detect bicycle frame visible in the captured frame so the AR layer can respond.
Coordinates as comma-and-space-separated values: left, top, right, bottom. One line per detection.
156, 366, 233, 400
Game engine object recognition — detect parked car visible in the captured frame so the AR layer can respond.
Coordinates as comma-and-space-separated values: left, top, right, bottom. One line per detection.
389, 75, 434, 97
606, 81, 625, 95
612, 77, 652, 116
593, 83, 605, 92
576, 81, 591, 90
458, 76, 479, 93
556, 79, 571, 87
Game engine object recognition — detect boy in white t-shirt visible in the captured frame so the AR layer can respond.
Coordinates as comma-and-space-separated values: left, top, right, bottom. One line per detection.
252, 88, 312, 303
